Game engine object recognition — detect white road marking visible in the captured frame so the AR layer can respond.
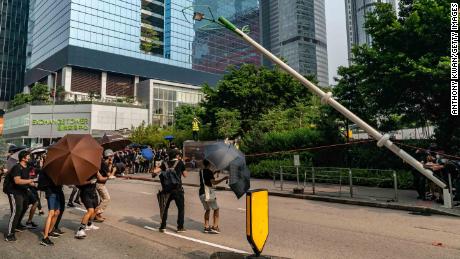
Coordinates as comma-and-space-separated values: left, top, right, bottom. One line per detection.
237, 208, 246, 211
140, 192, 153, 195
74, 207, 87, 212
144, 226, 248, 254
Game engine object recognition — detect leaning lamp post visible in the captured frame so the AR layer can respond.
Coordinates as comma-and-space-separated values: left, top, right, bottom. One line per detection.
192, 13, 452, 208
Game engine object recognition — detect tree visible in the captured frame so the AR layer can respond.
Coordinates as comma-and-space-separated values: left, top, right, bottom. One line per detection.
10, 93, 32, 107
334, 0, 458, 152
173, 104, 205, 131
30, 83, 50, 103
140, 27, 161, 53
202, 64, 313, 132
216, 109, 241, 138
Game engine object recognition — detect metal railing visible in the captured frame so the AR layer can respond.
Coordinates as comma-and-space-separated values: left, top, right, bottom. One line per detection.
273, 166, 398, 202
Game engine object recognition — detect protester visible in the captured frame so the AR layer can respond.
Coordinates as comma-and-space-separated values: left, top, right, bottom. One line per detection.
3, 150, 36, 242
152, 149, 188, 233
38, 170, 62, 246
95, 149, 115, 222
75, 171, 107, 239
67, 185, 80, 207
199, 159, 228, 234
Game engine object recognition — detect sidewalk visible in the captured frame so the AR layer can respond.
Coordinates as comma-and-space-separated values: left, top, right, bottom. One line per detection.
120, 170, 460, 217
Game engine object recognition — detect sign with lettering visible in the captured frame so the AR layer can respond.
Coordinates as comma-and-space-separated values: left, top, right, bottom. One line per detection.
32, 118, 89, 131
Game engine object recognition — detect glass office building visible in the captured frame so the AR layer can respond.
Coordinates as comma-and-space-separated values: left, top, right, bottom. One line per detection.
345, 0, 397, 63
24, 0, 262, 126
0, 0, 29, 107
260, 0, 329, 86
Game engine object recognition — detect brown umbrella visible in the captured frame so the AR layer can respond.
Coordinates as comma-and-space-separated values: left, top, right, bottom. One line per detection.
100, 133, 131, 151
44, 134, 103, 185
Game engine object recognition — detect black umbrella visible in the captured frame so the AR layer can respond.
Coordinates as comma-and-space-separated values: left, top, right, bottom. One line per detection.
204, 142, 250, 199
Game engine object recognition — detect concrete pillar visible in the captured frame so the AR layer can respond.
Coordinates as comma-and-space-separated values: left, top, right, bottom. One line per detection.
47, 75, 53, 90
62, 66, 72, 92
134, 76, 139, 100
101, 72, 107, 100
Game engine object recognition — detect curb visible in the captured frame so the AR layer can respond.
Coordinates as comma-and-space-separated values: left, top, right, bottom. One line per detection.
119, 176, 460, 218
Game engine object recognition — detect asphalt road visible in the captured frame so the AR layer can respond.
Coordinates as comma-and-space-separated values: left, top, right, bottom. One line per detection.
1, 176, 460, 259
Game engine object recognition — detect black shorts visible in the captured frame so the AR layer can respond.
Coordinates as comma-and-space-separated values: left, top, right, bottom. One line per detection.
80, 192, 99, 209
27, 188, 39, 205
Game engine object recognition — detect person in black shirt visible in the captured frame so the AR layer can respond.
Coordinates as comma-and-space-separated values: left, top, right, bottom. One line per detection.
199, 159, 228, 234
152, 149, 188, 233
75, 171, 107, 239
4, 150, 36, 242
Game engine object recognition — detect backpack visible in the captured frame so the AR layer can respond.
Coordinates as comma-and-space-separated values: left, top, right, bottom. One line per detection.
37, 171, 51, 191
3, 173, 13, 194
160, 160, 180, 192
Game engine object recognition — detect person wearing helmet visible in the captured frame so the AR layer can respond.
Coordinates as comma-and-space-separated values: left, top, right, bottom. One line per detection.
95, 149, 116, 222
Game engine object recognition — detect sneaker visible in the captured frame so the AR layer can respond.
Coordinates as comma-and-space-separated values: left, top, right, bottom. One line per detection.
159, 227, 166, 233
85, 224, 99, 231
26, 221, 38, 229
74, 200, 82, 205
67, 203, 75, 207
40, 237, 54, 246
4, 234, 16, 242
48, 232, 60, 238
176, 227, 186, 233
15, 225, 27, 232
210, 227, 220, 234
38, 211, 45, 216
75, 229, 86, 239
52, 228, 65, 235
204, 227, 212, 233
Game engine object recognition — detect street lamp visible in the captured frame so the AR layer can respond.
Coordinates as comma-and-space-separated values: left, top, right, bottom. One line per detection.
191, 13, 452, 207
35, 67, 57, 145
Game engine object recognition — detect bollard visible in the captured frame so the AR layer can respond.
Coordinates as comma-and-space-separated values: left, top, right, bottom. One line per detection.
273, 171, 276, 186
349, 169, 353, 198
312, 167, 316, 195
280, 166, 284, 191
393, 171, 399, 202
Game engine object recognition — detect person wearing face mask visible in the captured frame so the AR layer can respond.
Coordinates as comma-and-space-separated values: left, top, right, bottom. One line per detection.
3, 151, 36, 242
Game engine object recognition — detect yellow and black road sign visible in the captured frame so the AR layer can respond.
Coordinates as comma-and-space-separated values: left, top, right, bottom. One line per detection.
246, 189, 269, 256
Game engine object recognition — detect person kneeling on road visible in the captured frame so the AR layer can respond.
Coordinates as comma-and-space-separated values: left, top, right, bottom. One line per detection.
75, 171, 107, 239
199, 159, 228, 234
38, 170, 62, 246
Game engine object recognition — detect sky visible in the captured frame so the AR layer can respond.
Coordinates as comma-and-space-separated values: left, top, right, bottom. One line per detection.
325, 0, 349, 86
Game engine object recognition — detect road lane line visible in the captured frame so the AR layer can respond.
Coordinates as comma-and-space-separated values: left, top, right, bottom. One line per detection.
237, 208, 246, 211
140, 192, 153, 195
74, 207, 87, 212
144, 226, 248, 254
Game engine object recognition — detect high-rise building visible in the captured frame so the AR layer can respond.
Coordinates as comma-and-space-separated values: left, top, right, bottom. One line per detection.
345, 0, 397, 63
260, 0, 329, 87
23, 0, 263, 126
0, 0, 29, 108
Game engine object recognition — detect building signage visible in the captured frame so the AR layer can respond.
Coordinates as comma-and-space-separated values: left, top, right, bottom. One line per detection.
32, 118, 89, 131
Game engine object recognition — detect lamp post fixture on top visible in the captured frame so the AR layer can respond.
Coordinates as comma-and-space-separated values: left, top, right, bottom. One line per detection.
35, 67, 57, 145
191, 12, 452, 207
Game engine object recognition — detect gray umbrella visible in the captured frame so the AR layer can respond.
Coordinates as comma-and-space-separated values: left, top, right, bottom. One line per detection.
228, 156, 251, 199
204, 142, 246, 170
204, 142, 250, 199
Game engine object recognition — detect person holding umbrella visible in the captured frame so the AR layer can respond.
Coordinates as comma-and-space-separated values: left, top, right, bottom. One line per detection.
75, 171, 108, 239
199, 159, 228, 234
3, 150, 36, 242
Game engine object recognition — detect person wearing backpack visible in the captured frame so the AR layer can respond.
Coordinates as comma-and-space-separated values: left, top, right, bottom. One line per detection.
4, 150, 36, 242
199, 159, 228, 234
152, 149, 188, 233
